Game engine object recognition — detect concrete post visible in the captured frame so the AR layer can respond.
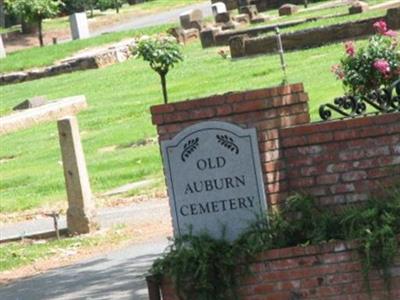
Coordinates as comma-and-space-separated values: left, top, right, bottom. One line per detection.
58, 116, 97, 234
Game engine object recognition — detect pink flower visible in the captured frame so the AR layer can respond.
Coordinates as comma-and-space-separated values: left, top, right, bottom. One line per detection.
344, 41, 356, 57
373, 20, 387, 35
373, 59, 390, 75
384, 30, 397, 37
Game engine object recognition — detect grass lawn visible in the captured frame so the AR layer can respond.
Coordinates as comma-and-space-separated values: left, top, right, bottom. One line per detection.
0, 225, 130, 272
0, 36, 351, 213
0, 23, 174, 73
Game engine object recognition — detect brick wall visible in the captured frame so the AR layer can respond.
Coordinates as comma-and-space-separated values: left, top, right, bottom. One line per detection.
160, 239, 400, 299
151, 83, 400, 208
150, 83, 400, 299
151, 83, 310, 208
278, 114, 400, 206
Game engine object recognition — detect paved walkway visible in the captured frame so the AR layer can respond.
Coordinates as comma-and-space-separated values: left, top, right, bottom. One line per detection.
0, 237, 169, 300
92, 2, 212, 37
0, 199, 169, 242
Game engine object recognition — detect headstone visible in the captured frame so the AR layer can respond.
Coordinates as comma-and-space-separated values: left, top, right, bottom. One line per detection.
69, 12, 90, 40
279, 4, 299, 16
212, 2, 227, 17
12, 96, 47, 111
200, 28, 219, 48
216, 12, 231, 23
0, 35, 6, 59
229, 35, 248, 58
168, 27, 199, 44
161, 121, 268, 241
233, 14, 250, 24
239, 5, 259, 20
349, 1, 369, 14
387, 7, 400, 29
179, 9, 203, 30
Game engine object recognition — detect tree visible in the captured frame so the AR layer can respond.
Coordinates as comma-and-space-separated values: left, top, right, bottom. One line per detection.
62, 0, 96, 18
6, 0, 61, 47
97, 0, 124, 13
137, 36, 183, 104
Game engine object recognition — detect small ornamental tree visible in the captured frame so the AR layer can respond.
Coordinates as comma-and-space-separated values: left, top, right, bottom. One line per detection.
137, 36, 183, 104
6, 0, 61, 47
332, 20, 400, 96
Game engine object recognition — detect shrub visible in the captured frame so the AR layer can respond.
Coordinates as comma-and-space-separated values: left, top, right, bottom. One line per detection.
152, 189, 400, 299
332, 20, 400, 96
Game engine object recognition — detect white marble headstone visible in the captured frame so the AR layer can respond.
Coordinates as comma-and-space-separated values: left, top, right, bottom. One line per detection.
0, 35, 6, 59
161, 121, 268, 242
69, 12, 90, 40
212, 2, 228, 17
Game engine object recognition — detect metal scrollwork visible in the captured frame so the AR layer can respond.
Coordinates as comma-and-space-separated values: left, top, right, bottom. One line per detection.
319, 79, 400, 121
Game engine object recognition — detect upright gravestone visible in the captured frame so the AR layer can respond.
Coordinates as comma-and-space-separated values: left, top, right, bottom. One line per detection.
69, 12, 90, 40
179, 9, 203, 31
161, 121, 268, 241
212, 2, 228, 17
0, 35, 6, 59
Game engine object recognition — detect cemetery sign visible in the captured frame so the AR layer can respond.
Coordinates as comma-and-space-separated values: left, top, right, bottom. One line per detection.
161, 121, 268, 241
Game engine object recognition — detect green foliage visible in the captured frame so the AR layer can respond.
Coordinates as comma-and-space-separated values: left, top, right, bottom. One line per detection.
6, 0, 61, 23
332, 21, 400, 96
96, 0, 125, 11
341, 188, 400, 290
152, 190, 400, 299
136, 36, 183, 103
137, 36, 183, 77
61, 0, 92, 14
152, 233, 241, 300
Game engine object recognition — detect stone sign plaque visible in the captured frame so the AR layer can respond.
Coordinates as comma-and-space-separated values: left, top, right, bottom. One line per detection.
161, 121, 268, 241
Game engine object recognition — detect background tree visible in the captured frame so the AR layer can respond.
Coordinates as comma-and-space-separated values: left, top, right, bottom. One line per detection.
136, 36, 183, 104
6, 0, 61, 47
61, 0, 97, 18
97, 0, 125, 13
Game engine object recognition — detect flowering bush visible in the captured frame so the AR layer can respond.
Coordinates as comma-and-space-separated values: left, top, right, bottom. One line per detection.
332, 20, 400, 96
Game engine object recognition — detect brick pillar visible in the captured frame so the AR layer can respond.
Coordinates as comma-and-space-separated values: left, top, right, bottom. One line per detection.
151, 83, 310, 208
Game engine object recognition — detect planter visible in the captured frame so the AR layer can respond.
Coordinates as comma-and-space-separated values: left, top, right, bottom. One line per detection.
149, 239, 400, 300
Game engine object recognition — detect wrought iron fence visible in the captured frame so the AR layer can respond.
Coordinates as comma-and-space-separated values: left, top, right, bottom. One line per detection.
319, 79, 400, 121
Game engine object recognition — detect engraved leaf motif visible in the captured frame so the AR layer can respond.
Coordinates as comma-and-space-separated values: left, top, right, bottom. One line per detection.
216, 134, 239, 154
181, 137, 199, 162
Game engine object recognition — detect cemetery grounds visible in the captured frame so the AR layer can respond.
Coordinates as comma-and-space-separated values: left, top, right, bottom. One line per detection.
0, 0, 398, 285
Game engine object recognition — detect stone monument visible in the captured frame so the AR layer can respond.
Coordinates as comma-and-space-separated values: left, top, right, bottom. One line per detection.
161, 121, 268, 241
69, 12, 90, 40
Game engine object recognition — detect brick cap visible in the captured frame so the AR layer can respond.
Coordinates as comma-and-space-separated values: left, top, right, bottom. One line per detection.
150, 82, 305, 116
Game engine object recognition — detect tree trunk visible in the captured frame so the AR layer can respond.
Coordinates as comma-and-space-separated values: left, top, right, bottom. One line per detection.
160, 73, 168, 104
115, 0, 120, 13
38, 19, 44, 47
